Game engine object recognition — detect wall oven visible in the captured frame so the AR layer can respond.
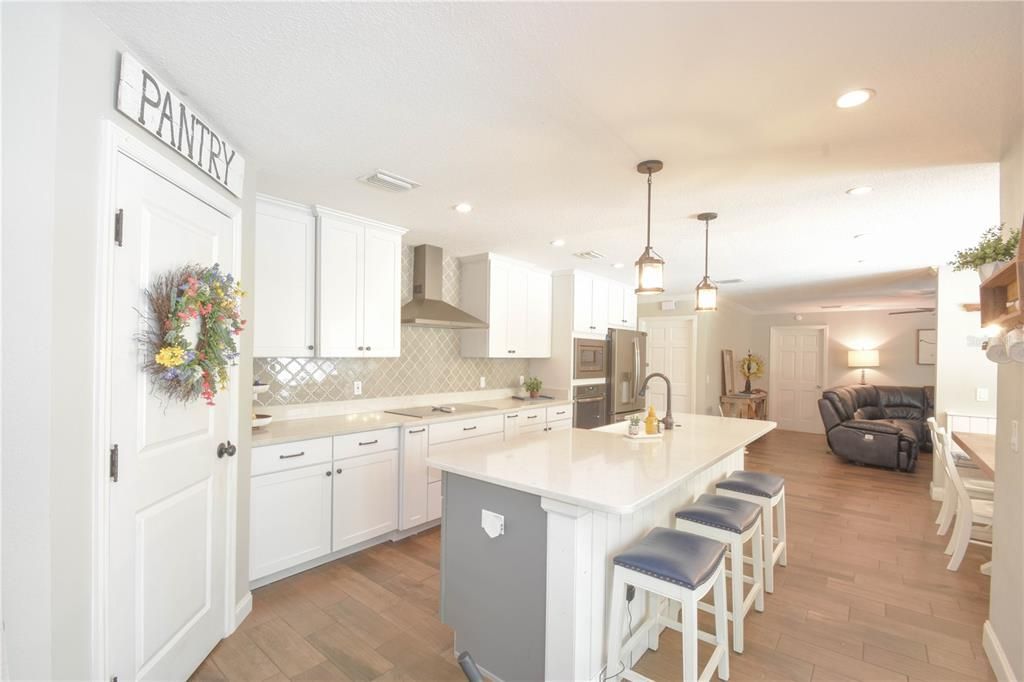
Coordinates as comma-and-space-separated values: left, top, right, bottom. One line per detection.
573, 384, 608, 429
573, 338, 608, 380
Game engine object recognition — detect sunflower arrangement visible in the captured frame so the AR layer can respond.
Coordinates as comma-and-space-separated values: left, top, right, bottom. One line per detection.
738, 351, 765, 393
141, 263, 246, 405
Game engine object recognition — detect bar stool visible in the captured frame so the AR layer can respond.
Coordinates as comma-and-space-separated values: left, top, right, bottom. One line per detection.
716, 471, 787, 593
606, 527, 730, 682
675, 494, 765, 653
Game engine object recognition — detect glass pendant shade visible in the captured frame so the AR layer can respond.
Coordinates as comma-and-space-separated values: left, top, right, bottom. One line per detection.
635, 247, 665, 295
695, 275, 718, 311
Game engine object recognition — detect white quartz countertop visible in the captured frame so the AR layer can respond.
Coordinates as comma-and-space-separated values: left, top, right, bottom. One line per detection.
252, 398, 573, 447
425, 414, 776, 514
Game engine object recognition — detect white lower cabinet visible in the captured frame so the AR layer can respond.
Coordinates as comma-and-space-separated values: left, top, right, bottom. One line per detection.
250, 462, 333, 581
400, 426, 429, 530
427, 480, 443, 522
332, 450, 398, 550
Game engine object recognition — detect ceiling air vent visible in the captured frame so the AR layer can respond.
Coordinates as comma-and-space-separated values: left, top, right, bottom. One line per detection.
359, 169, 421, 192
573, 250, 606, 261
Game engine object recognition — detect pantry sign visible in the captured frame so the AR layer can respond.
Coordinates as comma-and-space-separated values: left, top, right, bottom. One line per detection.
116, 53, 245, 197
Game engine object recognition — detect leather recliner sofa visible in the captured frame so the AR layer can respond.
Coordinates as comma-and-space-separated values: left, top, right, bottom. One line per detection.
817, 385, 934, 472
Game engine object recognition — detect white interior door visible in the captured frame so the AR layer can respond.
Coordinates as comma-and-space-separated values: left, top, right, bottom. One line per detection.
770, 326, 827, 433
640, 317, 696, 415
108, 154, 233, 680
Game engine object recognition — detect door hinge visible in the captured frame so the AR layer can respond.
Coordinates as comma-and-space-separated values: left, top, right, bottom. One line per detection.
110, 444, 119, 482
114, 209, 124, 247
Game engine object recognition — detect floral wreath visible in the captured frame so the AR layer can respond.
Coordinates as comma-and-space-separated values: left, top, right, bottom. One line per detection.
738, 351, 765, 379
141, 263, 246, 405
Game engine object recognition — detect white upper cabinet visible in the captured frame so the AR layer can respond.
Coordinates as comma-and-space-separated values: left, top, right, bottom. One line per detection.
572, 272, 638, 334
459, 254, 552, 359
315, 207, 406, 358
253, 196, 316, 357
608, 281, 639, 329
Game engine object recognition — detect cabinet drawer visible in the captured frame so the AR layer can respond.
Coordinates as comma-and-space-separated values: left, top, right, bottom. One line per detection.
427, 480, 443, 521
333, 428, 399, 459
252, 437, 332, 476
429, 414, 504, 445
547, 405, 573, 423
517, 407, 547, 425
520, 421, 547, 435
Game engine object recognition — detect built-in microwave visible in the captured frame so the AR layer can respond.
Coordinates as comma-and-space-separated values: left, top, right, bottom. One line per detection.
574, 338, 607, 380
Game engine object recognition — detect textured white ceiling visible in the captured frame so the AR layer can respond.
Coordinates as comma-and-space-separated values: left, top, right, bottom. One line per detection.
89, 2, 1020, 311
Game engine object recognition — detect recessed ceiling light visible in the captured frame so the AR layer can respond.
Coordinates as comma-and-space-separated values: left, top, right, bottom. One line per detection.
612, 262, 625, 269
453, 202, 472, 213
846, 186, 872, 196
836, 88, 875, 108
550, 239, 566, 247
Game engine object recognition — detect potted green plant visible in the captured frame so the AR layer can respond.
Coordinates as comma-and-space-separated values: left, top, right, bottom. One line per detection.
949, 224, 1020, 280
524, 376, 543, 399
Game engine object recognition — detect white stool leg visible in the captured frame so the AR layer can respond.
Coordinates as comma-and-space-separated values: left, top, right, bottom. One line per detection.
681, 588, 699, 682
713, 568, 730, 681
776, 493, 788, 567
729, 537, 745, 653
646, 591, 662, 651
751, 518, 765, 613
605, 567, 627, 680
761, 499, 775, 593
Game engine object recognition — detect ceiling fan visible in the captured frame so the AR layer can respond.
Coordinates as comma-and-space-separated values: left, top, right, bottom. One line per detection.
888, 307, 936, 315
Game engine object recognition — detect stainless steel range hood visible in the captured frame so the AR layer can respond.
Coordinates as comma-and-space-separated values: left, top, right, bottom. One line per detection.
401, 244, 488, 329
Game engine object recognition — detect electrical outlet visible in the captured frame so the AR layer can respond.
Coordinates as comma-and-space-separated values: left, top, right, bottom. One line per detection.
481, 509, 504, 539
353, 380, 363, 396
1012, 420, 1019, 453
479, 376, 486, 389
519, 375, 525, 386
976, 387, 990, 401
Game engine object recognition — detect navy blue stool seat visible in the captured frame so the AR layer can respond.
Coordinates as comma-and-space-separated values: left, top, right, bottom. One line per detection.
606, 527, 730, 681
613, 527, 726, 590
675, 494, 761, 534
716, 471, 788, 595
717, 471, 784, 498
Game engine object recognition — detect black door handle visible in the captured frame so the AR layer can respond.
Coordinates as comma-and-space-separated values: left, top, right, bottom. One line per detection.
217, 441, 237, 459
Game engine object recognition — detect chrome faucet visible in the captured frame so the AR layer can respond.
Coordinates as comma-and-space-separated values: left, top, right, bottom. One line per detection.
637, 373, 674, 430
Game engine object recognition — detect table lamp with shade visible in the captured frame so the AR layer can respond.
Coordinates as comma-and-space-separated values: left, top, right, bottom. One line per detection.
848, 349, 879, 384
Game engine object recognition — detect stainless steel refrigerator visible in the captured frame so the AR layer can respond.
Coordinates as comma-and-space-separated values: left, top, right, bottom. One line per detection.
607, 329, 647, 423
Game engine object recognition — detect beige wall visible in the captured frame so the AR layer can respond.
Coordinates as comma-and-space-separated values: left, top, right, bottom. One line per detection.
748, 310, 938, 390
2, 6, 255, 678
989, 26, 1024, 675
638, 297, 754, 415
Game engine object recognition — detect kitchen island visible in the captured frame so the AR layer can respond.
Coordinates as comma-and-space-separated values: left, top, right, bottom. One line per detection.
427, 413, 775, 681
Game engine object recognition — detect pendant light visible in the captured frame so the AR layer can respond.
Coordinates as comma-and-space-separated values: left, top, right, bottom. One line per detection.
634, 160, 665, 295
695, 212, 718, 311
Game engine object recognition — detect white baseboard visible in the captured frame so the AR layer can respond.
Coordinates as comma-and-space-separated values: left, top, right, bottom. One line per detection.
231, 592, 253, 634
930, 482, 945, 502
983, 620, 1016, 681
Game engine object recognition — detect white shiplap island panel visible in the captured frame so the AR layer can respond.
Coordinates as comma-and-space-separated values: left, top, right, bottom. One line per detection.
429, 414, 776, 681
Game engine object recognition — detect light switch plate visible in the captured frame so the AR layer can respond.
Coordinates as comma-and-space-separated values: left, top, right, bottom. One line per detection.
1012, 420, 1019, 453
479, 376, 486, 389
481, 509, 504, 539
976, 387, 989, 401
353, 380, 363, 396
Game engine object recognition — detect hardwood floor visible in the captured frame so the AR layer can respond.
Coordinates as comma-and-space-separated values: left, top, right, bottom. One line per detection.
195, 430, 994, 681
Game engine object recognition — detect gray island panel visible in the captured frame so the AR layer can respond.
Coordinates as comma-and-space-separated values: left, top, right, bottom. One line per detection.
440, 472, 547, 681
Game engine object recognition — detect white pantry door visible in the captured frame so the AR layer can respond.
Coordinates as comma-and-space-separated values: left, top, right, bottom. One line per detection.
640, 317, 696, 415
770, 326, 827, 433
108, 154, 232, 681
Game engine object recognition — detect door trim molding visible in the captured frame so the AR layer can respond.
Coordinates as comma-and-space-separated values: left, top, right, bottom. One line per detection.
638, 315, 699, 414
767, 325, 829, 431
91, 122, 243, 680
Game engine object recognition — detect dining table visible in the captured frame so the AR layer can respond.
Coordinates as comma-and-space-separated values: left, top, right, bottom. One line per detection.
951, 431, 996, 575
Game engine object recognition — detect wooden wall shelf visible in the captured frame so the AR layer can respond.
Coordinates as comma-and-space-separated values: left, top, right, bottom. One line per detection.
979, 227, 1024, 328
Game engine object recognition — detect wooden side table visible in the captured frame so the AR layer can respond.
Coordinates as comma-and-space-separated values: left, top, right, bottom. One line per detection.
720, 393, 768, 420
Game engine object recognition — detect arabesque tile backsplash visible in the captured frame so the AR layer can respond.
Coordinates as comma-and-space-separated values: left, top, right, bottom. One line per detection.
253, 246, 528, 406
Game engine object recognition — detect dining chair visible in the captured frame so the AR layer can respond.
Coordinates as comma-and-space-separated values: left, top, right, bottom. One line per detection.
928, 419, 993, 536
938, 428, 993, 572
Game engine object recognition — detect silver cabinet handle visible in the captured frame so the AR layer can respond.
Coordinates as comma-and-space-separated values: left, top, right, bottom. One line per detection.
507, 414, 519, 419
408, 428, 426, 434
279, 451, 305, 460
325, 470, 332, 477
555, 410, 567, 415
358, 439, 379, 446
358, 346, 365, 351
336, 468, 343, 474
526, 415, 539, 419
463, 426, 477, 431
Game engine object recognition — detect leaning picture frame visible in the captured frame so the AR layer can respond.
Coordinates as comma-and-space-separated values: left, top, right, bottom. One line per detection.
917, 329, 937, 365
722, 349, 736, 395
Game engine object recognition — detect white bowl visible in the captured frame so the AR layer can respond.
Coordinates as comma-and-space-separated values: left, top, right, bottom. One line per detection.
252, 414, 273, 429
